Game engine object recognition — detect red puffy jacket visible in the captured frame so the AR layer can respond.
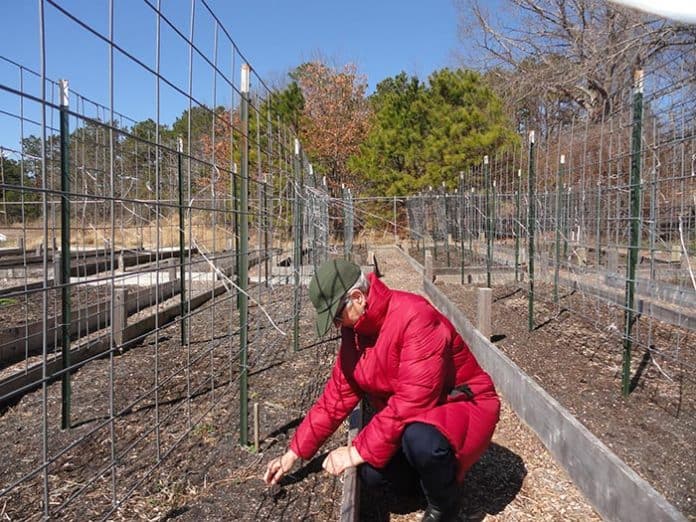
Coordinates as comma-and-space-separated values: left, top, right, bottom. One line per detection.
290, 273, 500, 481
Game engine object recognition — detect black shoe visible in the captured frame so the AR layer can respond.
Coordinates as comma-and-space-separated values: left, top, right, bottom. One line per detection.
421, 503, 460, 522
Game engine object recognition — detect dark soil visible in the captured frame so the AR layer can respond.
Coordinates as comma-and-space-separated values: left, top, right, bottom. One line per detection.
0, 284, 113, 327
0, 286, 345, 521
438, 279, 696, 517
408, 244, 484, 270
2, 247, 692, 520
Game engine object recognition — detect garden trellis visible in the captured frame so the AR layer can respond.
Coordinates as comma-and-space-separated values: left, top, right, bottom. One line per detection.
0, 0, 693, 519
0, 1, 323, 518
402, 59, 695, 399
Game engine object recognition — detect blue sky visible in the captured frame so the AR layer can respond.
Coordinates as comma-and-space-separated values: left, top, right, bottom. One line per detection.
0, 0, 465, 152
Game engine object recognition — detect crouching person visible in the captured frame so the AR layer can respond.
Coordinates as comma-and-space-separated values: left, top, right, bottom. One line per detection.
264, 259, 500, 522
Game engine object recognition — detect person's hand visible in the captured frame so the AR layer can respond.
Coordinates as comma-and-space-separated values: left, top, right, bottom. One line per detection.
322, 446, 364, 476
264, 449, 299, 485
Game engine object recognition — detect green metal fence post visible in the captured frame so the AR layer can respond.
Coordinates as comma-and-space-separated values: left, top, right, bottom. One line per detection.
263, 178, 269, 286
459, 172, 465, 284
492, 178, 497, 278
622, 70, 644, 397
564, 185, 571, 259
292, 139, 303, 353
233, 162, 240, 310
515, 169, 521, 282
649, 123, 657, 281
469, 184, 474, 254
239, 64, 250, 446
595, 181, 602, 269
310, 164, 320, 270
347, 188, 353, 258
484, 155, 492, 288
554, 154, 565, 303
393, 195, 397, 242
59, 79, 72, 430
443, 182, 451, 267
527, 131, 536, 332
419, 193, 423, 255
342, 184, 349, 260
430, 187, 438, 261
177, 138, 187, 346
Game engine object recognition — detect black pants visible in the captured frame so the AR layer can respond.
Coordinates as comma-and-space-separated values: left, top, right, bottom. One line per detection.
358, 422, 458, 510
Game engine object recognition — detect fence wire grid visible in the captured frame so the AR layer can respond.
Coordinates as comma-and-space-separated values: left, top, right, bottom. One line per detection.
0, 1, 694, 520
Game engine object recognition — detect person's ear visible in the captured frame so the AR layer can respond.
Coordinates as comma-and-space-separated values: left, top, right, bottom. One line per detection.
350, 289, 363, 304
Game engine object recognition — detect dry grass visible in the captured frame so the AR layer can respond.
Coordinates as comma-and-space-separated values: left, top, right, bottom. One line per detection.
0, 216, 240, 252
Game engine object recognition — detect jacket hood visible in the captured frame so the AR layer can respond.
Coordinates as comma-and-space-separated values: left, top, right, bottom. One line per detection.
353, 273, 392, 337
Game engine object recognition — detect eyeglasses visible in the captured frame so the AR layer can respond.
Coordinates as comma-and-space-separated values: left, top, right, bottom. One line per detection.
333, 296, 350, 324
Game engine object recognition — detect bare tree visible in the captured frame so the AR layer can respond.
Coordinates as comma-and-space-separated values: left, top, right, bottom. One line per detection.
457, 0, 696, 128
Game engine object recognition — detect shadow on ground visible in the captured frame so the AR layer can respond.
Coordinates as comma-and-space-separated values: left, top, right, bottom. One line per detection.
458, 443, 527, 520
361, 443, 526, 521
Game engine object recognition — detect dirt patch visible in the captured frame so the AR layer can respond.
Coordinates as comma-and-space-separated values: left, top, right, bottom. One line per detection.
0, 286, 345, 521
0, 284, 113, 327
407, 244, 483, 270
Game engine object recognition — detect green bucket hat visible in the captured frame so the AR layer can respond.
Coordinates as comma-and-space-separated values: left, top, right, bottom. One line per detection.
309, 259, 361, 337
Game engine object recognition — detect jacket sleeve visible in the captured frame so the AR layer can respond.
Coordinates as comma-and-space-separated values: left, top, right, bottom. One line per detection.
289, 339, 362, 460
352, 310, 449, 468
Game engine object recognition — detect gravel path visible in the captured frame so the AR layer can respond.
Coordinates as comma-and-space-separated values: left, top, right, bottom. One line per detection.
367, 245, 600, 521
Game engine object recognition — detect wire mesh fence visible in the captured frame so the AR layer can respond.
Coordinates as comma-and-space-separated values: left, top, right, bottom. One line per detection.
0, 1, 693, 519
0, 1, 336, 519
402, 59, 695, 401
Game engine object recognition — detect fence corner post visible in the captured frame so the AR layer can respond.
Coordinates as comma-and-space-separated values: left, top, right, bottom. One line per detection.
425, 249, 434, 282
478, 287, 492, 340
113, 286, 128, 350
